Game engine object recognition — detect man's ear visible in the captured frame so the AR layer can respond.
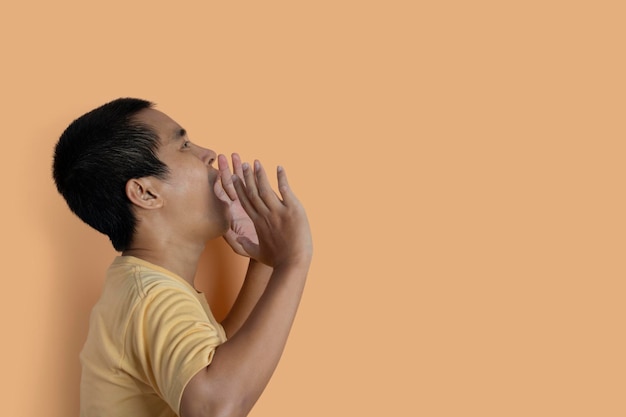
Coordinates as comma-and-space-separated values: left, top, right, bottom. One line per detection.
125, 178, 163, 209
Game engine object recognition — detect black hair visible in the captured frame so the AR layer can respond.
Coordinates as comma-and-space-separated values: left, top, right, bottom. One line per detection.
52, 98, 169, 251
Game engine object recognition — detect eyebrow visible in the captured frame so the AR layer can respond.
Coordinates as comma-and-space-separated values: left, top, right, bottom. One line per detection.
171, 128, 187, 142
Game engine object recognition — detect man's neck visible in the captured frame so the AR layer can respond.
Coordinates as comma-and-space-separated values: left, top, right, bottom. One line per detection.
122, 238, 206, 286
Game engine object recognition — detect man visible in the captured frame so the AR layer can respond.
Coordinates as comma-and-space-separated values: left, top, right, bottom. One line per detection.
52, 98, 313, 417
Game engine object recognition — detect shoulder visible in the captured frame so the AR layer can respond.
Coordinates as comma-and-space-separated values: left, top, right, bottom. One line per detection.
108, 256, 198, 300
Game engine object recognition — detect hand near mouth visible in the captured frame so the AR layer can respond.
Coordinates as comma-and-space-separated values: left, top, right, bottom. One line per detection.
215, 153, 259, 257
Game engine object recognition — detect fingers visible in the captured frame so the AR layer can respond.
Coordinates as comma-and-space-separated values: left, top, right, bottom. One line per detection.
276, 165, 298, 206
218, 153, 248, 202
229, 156, 294, 214
240, 161, 272, 215
217, 154, 237, 201
213, 177, 230, 203
252, 160, 284, 210
232, 153, 244, 181
231, 173, 257, 220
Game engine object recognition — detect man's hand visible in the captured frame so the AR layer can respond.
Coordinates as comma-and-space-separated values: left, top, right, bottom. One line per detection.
182, 158, 311, 417
214, 153, 259, 257
231, 159, 312, 268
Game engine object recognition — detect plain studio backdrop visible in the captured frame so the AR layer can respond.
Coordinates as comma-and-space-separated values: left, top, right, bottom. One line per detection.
0, 1, 624, 416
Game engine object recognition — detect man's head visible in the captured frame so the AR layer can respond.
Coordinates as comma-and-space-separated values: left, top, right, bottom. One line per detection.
53, 98, 170, 251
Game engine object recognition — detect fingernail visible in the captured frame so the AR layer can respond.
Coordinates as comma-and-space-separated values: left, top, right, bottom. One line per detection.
242, 162, 250, 171
277, 165, 284, 172
254, 160, 260, 170
232, 174, 238, 182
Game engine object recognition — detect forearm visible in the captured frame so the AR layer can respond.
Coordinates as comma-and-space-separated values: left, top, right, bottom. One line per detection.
181, 159, 312, 417
181, 260, 310, 417
220, 259, 272, 338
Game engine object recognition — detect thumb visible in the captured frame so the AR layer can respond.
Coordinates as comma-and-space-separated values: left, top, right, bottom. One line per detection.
214, 175, 231, 203
236, 236, 260, 260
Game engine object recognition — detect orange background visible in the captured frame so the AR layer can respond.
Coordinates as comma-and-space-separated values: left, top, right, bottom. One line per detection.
1, 1, 624, 416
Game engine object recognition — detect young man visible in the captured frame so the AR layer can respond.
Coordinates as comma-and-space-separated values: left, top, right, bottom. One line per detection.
52, 98, 313, 417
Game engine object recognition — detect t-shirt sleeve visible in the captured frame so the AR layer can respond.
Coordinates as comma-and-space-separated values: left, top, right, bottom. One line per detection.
125, 284, 224, 415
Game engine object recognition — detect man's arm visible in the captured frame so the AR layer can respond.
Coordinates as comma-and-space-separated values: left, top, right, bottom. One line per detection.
215, 154, 272, 339
220, 259, 271, 338
181, 161, 312, 417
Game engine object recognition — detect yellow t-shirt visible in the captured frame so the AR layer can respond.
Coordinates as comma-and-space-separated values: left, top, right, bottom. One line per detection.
80, 256, 227, 417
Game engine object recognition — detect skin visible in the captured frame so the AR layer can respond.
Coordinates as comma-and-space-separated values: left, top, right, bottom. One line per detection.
123, 108, 313, 417
122, 108, 230, 282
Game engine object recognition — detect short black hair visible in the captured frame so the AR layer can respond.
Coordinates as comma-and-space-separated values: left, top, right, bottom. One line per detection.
52, 98, 169, 251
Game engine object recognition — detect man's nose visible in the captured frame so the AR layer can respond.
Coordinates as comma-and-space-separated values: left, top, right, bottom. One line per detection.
193, 145, 216, 166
